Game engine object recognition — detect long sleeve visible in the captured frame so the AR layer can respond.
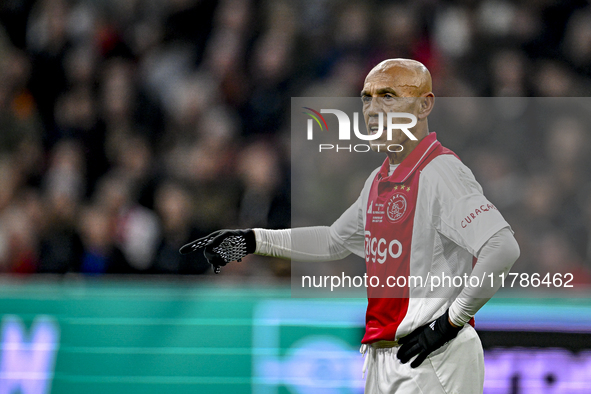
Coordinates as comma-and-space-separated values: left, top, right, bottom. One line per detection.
252, 169, 377, 262
253, 227, 351, 262
448, 227, 520, 326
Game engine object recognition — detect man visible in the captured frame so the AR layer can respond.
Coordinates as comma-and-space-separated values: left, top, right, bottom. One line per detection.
180, 59, 520, 393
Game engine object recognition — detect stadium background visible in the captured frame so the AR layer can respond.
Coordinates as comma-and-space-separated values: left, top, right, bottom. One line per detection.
1, 0, 591, 393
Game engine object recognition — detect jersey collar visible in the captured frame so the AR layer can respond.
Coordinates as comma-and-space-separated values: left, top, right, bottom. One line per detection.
378, 132, 441, 183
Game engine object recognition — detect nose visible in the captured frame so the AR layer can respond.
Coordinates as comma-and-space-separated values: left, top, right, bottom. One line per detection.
365, 97, 385, 120
367, 97, 384, 116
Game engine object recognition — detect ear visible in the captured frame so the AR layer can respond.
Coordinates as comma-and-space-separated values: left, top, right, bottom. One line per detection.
417, 93, 434, 120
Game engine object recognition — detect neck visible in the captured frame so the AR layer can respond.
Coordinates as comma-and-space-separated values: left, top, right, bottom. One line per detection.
387, 122, 429, 164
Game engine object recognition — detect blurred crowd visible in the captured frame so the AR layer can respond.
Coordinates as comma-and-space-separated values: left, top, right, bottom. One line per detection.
0, 0, 591, 280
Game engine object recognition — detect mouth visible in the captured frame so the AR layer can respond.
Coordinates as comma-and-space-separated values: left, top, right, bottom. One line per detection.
368, 126, 385, 135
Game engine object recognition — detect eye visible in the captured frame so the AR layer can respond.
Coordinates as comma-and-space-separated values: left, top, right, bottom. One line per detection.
384, 93, 395, 100
361, 96, 372, 103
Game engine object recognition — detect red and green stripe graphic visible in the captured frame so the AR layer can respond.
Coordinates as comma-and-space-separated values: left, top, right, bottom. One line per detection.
302, 107, 328, 131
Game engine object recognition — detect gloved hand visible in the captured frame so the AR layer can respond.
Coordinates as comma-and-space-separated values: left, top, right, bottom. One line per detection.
396, 309, 462, 368
179, 229, 256, 274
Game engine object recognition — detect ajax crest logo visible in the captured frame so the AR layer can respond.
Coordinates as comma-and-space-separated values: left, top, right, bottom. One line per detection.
386, 192, 407, 223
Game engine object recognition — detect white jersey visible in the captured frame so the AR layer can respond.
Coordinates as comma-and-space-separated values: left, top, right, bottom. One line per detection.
327, 133, 511, 342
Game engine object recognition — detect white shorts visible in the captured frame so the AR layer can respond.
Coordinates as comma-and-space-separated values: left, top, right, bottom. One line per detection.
362, 325, 484, 394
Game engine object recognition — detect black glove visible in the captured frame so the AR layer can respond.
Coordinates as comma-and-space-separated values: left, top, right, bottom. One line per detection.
396, 309, 462, 368
179, 229, 256, 274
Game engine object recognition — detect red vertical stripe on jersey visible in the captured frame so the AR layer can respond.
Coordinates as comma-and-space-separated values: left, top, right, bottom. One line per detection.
362, 133, 451, 343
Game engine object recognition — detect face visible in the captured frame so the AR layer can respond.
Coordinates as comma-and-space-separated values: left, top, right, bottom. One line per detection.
361, 67, 425, 152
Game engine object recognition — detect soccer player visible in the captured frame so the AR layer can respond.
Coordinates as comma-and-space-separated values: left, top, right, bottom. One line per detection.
181, 58, 520, 393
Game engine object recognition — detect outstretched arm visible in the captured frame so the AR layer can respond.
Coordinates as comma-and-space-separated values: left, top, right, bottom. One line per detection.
254, 227, 351, 261
179, 225, 353, 273
181, 186, 368, 272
